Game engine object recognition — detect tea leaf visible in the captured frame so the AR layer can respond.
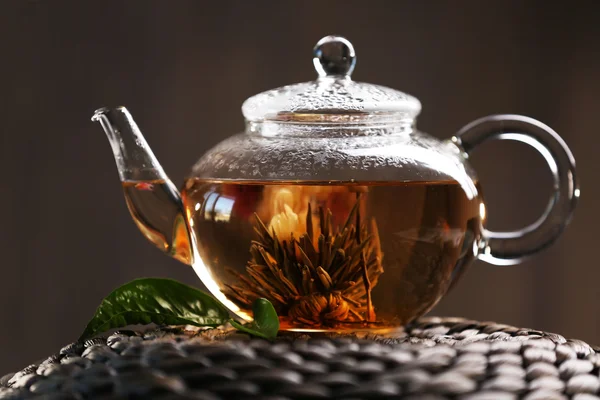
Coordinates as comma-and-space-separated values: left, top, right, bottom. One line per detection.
79, 278, 230, 340
230, 298, 279, 340
223, 196, 383, 327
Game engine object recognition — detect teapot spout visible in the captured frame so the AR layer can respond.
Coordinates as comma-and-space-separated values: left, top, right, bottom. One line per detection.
92, 107, 192, 265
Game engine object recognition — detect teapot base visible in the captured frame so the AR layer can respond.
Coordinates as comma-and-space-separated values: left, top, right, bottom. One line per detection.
278, 318, 406, 335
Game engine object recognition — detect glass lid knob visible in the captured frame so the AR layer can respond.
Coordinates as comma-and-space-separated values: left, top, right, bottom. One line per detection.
312, 35, 356, 78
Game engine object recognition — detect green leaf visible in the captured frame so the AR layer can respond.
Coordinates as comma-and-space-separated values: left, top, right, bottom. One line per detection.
79, 278, 230, 340
230, 319, 272, 340
230, 298, 279, 340
252, 298, 280, 338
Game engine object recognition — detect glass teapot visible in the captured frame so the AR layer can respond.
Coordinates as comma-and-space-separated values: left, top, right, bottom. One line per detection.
92, 35, 579, 332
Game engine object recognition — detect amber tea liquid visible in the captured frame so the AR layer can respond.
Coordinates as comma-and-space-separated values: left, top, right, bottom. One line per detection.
173, 179, 485, 332
122, 181, 193, 265
123, 179, 483, 331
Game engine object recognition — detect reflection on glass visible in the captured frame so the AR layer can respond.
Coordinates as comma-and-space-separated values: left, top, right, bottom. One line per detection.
201, 191, 235, 223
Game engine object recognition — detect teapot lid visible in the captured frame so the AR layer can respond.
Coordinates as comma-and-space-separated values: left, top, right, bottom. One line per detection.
242, 35, 421, 126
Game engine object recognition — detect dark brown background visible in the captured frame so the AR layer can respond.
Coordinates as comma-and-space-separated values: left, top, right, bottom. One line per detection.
1, 0, 598, 373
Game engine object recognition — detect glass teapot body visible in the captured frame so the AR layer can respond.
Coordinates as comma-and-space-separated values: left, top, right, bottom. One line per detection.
184, 126, 483, 330
93, 35, 579, 332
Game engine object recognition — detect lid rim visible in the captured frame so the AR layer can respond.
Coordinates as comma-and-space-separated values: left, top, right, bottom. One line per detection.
244, 111, 419, 124
246, 119, 415, 138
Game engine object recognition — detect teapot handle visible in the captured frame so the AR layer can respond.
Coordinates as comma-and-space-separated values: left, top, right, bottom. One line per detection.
452, 114, 579, 266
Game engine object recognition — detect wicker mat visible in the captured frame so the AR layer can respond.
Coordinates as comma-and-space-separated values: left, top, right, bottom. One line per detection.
2, 317, 599, 400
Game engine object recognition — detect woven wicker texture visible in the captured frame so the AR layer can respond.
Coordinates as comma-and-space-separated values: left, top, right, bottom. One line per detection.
2, 317, 599, 399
